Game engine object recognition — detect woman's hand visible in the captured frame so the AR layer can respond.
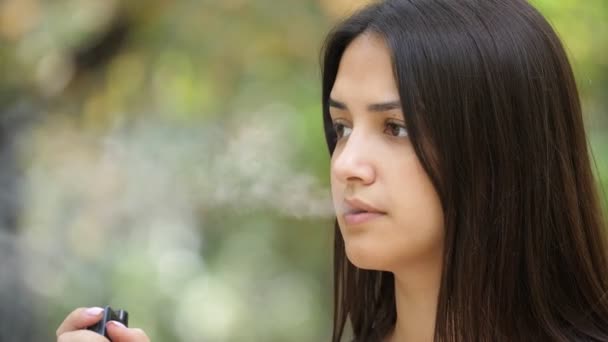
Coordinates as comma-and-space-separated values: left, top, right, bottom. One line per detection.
56, 307, 150, 342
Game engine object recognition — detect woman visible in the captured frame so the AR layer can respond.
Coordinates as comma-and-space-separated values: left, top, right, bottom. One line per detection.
57, 0, 608, 341
323, 0, 608, 341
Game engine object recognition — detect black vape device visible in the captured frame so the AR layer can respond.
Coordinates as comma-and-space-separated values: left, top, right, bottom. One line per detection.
87, 306, 129, 339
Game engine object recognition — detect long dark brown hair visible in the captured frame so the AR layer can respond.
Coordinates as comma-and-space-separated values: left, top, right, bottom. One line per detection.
321, 0, 608, 341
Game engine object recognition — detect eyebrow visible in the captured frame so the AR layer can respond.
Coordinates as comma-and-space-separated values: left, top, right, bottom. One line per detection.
328, 98, 402, 112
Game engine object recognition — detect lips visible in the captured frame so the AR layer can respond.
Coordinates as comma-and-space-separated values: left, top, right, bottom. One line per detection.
342, 198, 386, 225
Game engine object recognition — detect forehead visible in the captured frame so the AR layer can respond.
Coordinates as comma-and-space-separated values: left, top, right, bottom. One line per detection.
330, 33, 399, 104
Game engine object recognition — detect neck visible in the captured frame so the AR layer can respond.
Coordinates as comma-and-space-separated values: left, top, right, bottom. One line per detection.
386, 257, 443, 342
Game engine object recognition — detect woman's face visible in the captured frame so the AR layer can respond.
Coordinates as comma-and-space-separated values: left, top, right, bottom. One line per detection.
329, 33, 444, 272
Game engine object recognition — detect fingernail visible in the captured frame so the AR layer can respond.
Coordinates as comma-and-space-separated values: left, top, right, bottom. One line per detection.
85, 307, 104, 316
108, 321, 126, 329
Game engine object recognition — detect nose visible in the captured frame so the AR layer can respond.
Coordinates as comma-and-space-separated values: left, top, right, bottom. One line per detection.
331, 130, 376, 186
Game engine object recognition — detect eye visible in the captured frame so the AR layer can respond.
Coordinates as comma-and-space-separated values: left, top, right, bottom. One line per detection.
333, 121, 353, 140
384, 121, 408, 137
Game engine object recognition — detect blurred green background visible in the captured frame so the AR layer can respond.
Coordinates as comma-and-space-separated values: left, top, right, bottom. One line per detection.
0, 0, 605, 341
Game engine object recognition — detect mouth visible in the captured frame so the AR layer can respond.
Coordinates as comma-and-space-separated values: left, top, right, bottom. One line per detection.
341, 198, 386, 225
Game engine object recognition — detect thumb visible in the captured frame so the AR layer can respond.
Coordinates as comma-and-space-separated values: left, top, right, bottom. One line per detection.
105, 321, 150, 342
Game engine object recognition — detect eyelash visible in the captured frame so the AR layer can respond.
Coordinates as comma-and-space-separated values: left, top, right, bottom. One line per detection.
332, 120, 408, 140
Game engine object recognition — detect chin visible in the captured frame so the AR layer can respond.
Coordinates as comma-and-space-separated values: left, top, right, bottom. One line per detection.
344, 241, 393, 272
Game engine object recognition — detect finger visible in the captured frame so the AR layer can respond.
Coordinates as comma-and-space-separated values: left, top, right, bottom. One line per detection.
106, 321, 150, 342
57, 329, 109, 342
56, 307, 105, 336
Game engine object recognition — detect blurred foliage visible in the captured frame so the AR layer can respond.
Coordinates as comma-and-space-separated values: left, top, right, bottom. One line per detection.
0, 0, 606, 341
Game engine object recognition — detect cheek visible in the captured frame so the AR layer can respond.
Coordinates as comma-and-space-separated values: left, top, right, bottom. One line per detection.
391, 155, 440, 214
358, 154, 444, 270
389, 156, 444, 250
393, 150, 440, 209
